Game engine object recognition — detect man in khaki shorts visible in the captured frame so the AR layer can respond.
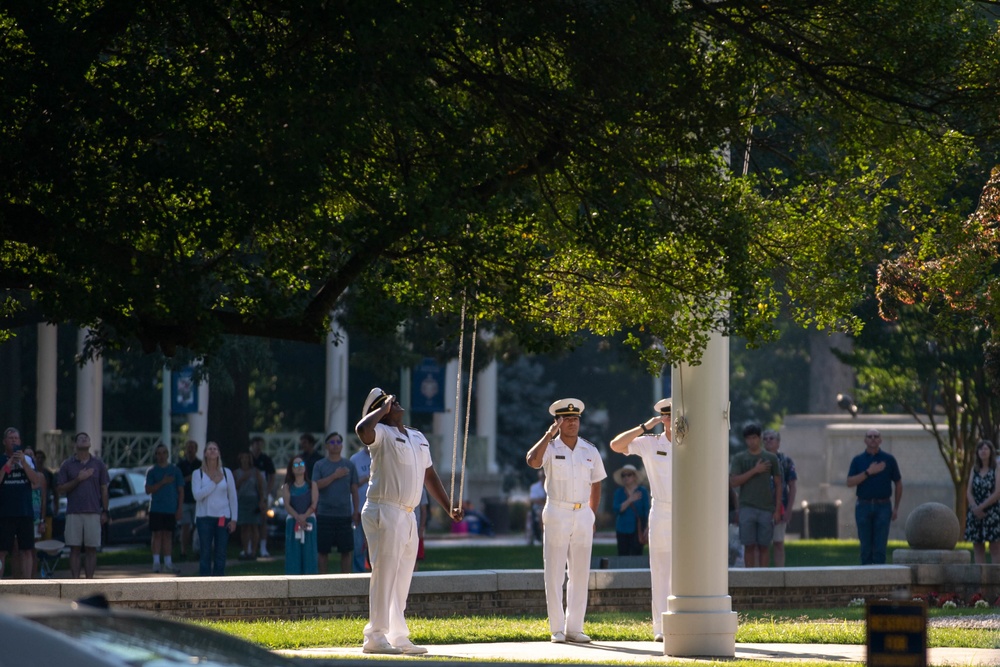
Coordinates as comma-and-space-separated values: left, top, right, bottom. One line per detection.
56, 433, 110, 578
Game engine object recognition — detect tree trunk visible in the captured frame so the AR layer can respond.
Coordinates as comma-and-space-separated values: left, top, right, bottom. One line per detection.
207, 363, 251, 469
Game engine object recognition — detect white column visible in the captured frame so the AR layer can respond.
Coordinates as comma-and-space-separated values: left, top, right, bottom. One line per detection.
186, 362, 209, 456
432, 359, 460, 475
663, 330, 737, 657
75, 329, 103, 456
399, 366, 413, 413
161, 367, 172, 450
325, 324, 349, 437
476, 360, 498, 474
36, 324, 58, 450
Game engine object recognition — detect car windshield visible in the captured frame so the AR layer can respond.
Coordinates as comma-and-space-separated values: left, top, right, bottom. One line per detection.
31, 613, 288, 667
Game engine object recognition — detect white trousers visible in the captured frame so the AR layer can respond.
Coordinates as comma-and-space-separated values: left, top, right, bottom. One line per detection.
361, 502, 418, 647
541, 503, 595, 634
648, 502, 672, 635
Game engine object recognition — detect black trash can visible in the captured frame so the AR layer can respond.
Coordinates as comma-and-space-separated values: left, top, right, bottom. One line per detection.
483, 497, 510, 534
807, 503, 839, 539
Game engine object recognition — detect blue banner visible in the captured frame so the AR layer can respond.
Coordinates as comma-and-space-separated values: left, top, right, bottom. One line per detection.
171, 366, 199, 414
410, 358, 446, 413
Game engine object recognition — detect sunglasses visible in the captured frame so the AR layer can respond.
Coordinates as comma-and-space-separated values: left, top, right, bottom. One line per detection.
621, 472, 635, 477
327, 439, 343, 445
292, 461, 305, 468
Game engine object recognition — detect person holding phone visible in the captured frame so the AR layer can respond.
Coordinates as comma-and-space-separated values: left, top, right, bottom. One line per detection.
0, 427, 43, 578
191, 442, 238, 576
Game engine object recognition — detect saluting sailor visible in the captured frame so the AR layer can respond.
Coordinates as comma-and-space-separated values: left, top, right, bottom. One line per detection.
356, 387, 463, 655
610, 398, 675, 642
526, 398, 607, 644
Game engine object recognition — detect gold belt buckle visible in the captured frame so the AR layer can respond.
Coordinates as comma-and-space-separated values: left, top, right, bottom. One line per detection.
405, 506, 413, 512
572, 503, 582, 510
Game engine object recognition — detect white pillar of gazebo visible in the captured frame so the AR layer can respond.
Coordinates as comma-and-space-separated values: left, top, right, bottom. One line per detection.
433, 359, 461, 475
75, 329, 103, 456
325, 323, 349, 438
662, 329, 737, 656
186, 362, 209, 456
476, 360, 498, 474
36, 324, 58, 451
161, 366, 172, 450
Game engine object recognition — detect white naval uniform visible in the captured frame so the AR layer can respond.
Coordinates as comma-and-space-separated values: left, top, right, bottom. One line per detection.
361, 422, 431, 649
540, 436, 608, 635
624, 432, 673, 635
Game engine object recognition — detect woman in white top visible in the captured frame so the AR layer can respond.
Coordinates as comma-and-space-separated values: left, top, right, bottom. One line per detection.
191, 441, 238, 576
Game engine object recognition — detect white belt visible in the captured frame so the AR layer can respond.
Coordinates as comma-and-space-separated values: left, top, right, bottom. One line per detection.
370, 498, 414, 513
548, 499, 588, 511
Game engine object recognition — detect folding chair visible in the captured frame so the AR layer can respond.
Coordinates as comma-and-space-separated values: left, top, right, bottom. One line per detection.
35, 539, 65, 578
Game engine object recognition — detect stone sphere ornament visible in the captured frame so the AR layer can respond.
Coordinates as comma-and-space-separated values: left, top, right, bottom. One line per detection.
904, 502, 960, 550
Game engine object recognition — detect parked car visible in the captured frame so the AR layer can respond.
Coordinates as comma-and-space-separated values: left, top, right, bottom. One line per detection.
266, 495, 288, 541
53, 467, 153, 544
0, 594, 296, 666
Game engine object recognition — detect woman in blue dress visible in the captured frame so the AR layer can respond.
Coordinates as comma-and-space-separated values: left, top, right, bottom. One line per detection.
613, 464, 650, 556
965, 440, 1000, 564
282, 455, 319, 574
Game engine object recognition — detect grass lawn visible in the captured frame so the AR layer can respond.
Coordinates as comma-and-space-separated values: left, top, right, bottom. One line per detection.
99, 537, 974, 573
203, 607, 1000, 651
205, 538, 968, 575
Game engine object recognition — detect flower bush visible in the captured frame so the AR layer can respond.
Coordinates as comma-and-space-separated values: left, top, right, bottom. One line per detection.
975, 599, 990, 609
847, 598, 865, 608
937, 593, 960, 607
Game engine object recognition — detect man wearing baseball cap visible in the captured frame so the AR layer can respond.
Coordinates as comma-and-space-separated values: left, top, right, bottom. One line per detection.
610, 398, 675, 642
355, 387, 463, 655
526, 398, 607, 644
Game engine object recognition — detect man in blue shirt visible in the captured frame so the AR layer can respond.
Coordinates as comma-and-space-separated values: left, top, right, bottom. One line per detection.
145, 443, 184, 573
847, 429, 903, 564
313, 432, 360, 574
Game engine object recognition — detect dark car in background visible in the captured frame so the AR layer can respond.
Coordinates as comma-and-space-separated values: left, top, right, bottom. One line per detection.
53, 467, 152, 544
0, 594, 296, 666
266, 496, 288, 541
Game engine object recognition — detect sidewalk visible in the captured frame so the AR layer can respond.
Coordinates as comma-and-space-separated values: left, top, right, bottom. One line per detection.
284, 640, 1000, 665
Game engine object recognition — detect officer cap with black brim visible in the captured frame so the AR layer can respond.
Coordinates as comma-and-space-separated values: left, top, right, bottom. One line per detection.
362, 387, 390, 418
549, 398, 585, 417
654, 398, 672, 415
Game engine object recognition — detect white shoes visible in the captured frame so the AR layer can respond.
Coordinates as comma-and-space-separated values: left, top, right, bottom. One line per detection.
654, 633, 664, 642
394, 641, 428, 655
550, 632, 566, 643
565, 631, 592, 644
362, 638, 401, 654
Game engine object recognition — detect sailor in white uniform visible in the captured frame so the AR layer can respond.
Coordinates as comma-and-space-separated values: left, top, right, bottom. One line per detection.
526, 398, 607, 644
356, 387, 463, 655
610, 398, 675, 642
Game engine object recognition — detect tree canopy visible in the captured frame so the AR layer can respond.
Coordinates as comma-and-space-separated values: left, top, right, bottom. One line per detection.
2, 1, 999, 366
854, 163, 1000, 527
